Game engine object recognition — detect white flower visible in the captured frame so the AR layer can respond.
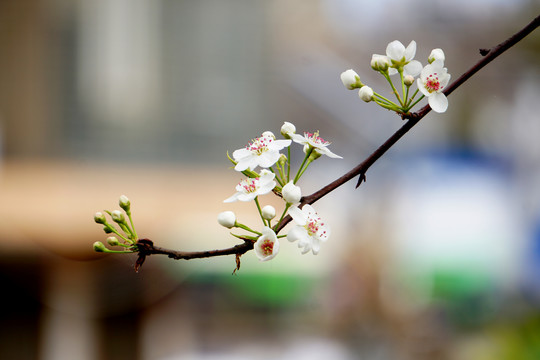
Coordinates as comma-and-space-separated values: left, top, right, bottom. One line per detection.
287, 204, 330, 255
428, 48, 445, 64
232, 132, 291, 171
224, 170, 276, 203
358, 86, 374, 102
280, 122, 296, 138
254, 226, 280, 261
385, 40, 422, 77
217, 211, 236, 228
417, 60, 451, 113
282, 181, 302, 204
261, 205, 276, 220
290, 131, 342, 159
340, 69, 361, 90
370, 54, 390, 72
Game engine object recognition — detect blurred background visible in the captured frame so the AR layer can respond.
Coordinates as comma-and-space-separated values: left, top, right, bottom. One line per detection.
0, 0, 539, 359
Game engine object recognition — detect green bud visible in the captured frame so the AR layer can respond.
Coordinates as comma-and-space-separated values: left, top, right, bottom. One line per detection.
278, 154, 287, 167
111, 210, 125, 224
107, 236, 120, 246
94, 212, 107, 224
103, 225, 113, 234
93, 241, 108, 252
119, 195, 131, 212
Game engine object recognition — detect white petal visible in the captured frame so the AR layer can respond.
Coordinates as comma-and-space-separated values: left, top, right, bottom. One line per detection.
271, 139, 292, 149
404, 60, 422, 77
223, 192, 239, 203
258, 151, 280, 168
417, 78, 430, 97
386, 40, 405, 60
232, 148, 250, 161
288, 206, 307, 225
287, 226, 307, 242
403, 40, 417, 61
428, 93, 448, 113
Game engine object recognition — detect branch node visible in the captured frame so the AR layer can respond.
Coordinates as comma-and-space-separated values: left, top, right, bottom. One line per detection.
479, 48, 491, 56
134, 238, 154, 272
355, 173, 367, 188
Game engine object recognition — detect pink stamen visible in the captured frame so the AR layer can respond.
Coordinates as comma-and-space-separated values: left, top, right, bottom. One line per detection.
425, 73, 441, 93
260, 239, 274, 256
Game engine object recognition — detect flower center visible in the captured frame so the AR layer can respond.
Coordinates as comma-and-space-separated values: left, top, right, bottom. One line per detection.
305, 214, 326, 238
425, 73, 441, 93
260, 239, 274, 256
246, 136, 273, 155
304, 131, 329, 146
241, 178, 259, 193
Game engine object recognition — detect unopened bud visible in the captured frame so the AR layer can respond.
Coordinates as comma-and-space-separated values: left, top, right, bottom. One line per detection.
217, 211, 236, 229
428, 48, 445, 64
282, 181, 302, 204
111, 210, 125, 224
358, 86, 374, 102
119, 195, 131, 212
261, 205, 276, 220
340, 69, 361, 90
94, 212, 107, 224
371, 54, 389, 72
93, 241, 108, 252
280, 122, 296, 138
403, 75, 415, 87
262, 131, 275, 139
107, 236, 120, 246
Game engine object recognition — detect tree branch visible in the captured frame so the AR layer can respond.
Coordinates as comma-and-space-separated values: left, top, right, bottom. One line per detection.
131, 14, 540, 269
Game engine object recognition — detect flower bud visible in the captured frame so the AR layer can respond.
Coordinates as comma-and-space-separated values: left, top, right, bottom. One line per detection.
107, 236, 120, 246
93, 241, 108, 252
278, 154, 287, 167
371, 54, 389, 72
282, 181, 302, 204
261, 205, 276, 220
103, 225, 113, 234
119, 195, 131, 212
403, 75, 415, 87
340, 69, 360, 90
217, 211, 236, 228
111, 210, 125, 224
94, 212, 107, 224
280, 122, 296, 138
262, 131, 275, 139
358, 86, 374, 102
428, 48, 445, 64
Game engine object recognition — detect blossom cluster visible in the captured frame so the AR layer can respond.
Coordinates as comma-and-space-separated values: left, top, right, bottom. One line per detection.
218, 122, 341, 261
340, 40, 451, 114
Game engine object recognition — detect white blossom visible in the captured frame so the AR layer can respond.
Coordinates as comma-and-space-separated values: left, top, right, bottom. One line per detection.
254, 227, 280, 261
232, 132, 291, 171
417, 60, 451, 113
290, 131, 342, 159
224, 170, 276, 203
385, 40, 422, 77
287, 204, 330, 255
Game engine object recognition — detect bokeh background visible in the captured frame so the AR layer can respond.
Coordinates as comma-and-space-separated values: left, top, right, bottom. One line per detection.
1, 0, 539, 359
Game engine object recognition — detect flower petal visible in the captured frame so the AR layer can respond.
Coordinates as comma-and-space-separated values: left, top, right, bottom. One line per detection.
403, 60, 422, 77
428, 92, 448, 113
403, 40, 417, 61
386, 40, 405, 60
